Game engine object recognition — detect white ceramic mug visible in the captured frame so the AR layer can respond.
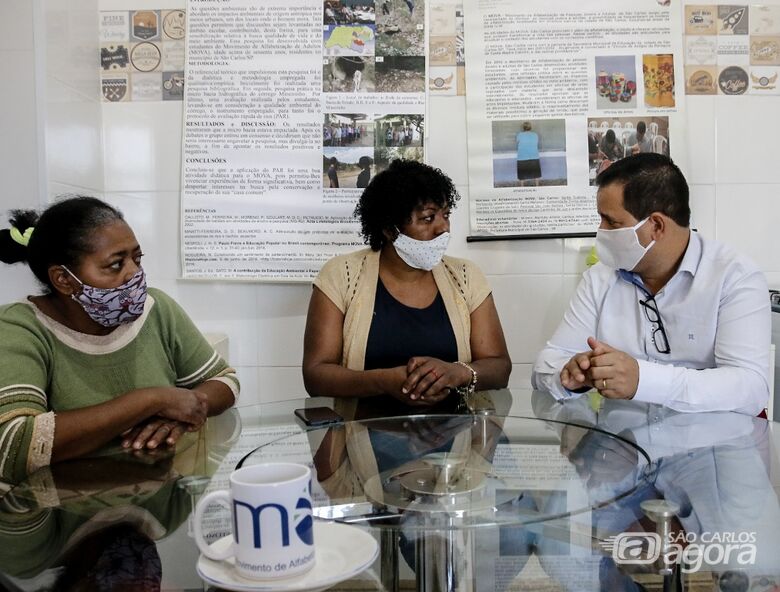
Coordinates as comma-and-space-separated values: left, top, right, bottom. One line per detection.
193, 463, 315, 580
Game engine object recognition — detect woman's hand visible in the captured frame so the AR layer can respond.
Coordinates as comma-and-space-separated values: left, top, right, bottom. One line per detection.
121, 417, 189, 450
154, 387, 208, 429
402, 357, 471, 403
383, 366, 427, 406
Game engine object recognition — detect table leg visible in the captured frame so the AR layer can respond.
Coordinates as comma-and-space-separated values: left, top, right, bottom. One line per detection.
381, 528, 399, 592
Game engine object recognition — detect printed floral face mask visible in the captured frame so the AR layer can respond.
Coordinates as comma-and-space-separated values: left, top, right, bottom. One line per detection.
62, 266, 147, 327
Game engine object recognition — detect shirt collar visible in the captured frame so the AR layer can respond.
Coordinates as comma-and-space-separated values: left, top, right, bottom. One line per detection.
676, 229, 700, 277
616, 229, 699, 292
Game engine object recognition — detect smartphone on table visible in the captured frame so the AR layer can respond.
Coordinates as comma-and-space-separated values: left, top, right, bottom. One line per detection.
293, 406, 344, 427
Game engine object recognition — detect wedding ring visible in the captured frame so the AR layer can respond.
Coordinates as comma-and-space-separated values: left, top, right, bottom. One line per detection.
602, 378, 607, 390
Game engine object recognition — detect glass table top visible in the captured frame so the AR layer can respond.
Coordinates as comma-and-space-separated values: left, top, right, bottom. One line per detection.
1, 388, 780, 591
236, 412, 653, 532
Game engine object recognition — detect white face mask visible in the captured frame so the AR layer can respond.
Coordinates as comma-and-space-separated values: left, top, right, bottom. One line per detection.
595, 217, 655, 271
393, 231, 450, 271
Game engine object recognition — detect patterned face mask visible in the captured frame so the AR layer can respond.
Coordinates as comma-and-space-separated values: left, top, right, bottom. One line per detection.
393, 231, 450, 271
62, 266, 148, 327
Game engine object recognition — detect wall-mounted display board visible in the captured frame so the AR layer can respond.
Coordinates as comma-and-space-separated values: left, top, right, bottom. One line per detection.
428, 0, 466, 96
181, 0, 426, 280
684, 4, 780, 95
100, 10, 187, 102
463, 0, 688, 239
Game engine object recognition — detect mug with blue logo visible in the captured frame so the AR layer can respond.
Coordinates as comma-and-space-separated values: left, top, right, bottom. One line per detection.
193, 463, 315, 580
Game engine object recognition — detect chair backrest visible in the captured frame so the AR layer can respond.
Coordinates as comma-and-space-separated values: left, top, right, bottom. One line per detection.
588, 120, 597, 131
600, 121, 609, 130
653, 135, 668, 154
621, 130, 634, 156
623, 122, 634, 130
612, 121, 622, 131
648, 122, 659, 137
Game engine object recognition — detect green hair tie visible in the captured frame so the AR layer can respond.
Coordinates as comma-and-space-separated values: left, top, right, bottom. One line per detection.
10, 227, 34, 247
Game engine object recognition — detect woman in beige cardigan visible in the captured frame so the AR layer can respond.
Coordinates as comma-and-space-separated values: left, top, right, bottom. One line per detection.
303, 159, 511, 409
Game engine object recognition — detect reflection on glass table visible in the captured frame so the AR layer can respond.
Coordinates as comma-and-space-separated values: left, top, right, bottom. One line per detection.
0, 409, 241, 591
237, 391, 652, 592
0, 387, 779, 592
234, 389, 780, 592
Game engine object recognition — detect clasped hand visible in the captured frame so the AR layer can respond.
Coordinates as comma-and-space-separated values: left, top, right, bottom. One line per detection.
560, 337, 639, 399
122, 387, 208, 451
391, 357, 472, 406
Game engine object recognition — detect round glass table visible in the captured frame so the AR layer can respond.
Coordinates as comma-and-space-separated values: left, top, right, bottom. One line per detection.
1, 389, 779, 592
237, 411, 653, 591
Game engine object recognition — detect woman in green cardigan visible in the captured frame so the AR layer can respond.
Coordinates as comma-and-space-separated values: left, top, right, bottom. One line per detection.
0, 197, 238, 482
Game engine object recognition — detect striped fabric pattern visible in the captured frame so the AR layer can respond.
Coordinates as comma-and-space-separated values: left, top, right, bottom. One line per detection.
0, 288, 239, 483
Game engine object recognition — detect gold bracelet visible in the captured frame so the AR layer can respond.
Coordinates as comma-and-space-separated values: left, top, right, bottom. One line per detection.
454, 361, 477, 395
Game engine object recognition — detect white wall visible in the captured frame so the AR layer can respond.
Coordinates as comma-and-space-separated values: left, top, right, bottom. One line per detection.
0, 1, 42, 302
0, 0, 102, 303
2, 0, 779, 407
44, 0, 104, 199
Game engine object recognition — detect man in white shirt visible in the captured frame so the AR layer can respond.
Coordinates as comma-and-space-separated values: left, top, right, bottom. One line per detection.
533, 153, 771, 414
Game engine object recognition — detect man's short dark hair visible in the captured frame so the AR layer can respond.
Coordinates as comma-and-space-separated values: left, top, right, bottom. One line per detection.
636, 121, 646, 135
595, 153, 690, 227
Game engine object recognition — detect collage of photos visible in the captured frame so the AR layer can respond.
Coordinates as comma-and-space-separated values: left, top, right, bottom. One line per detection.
684, 5, 780, 95
323, 113, 423, 188
587, 116, 670, 184
322, 0, 426, 94
428, 2, 466, 96
99, 10, 186, 102
594, 53, 675, 110
490, 120, 568, 188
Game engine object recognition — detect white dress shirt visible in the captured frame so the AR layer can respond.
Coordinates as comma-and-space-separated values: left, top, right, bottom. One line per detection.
532, 231, 771, 415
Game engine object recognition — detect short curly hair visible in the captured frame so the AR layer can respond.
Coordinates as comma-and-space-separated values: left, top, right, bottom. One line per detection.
354, 159, 459, 251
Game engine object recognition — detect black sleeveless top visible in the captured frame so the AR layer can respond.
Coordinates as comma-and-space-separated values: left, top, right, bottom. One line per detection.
364, 278, 458, 371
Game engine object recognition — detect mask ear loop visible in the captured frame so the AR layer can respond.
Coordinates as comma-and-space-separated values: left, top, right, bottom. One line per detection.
60, 265, 84, 299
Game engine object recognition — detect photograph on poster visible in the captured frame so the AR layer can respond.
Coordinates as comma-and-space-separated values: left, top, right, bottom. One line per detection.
323, 146, 375, 189
375, 114, 423, 148
376, 0, 425, 56
685, 65, 718, 94
586, 117, 670, 185
594, 55, 637, 109
323, 56, 376, 92
750, 4, 780, 35
324, 113, 374, 148
718, 5, 749, 35
643, 53, 676, 107
132, 10, 160, 41
324, 1, 376, 25
491, 119, 567, 188
375, 56, 425, 92
324, 24, 376, 56
375, 146, 423, 173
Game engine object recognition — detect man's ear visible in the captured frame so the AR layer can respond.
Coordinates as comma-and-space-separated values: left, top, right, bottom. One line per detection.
48, 266, 77, 297
648, 212, 667, 239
